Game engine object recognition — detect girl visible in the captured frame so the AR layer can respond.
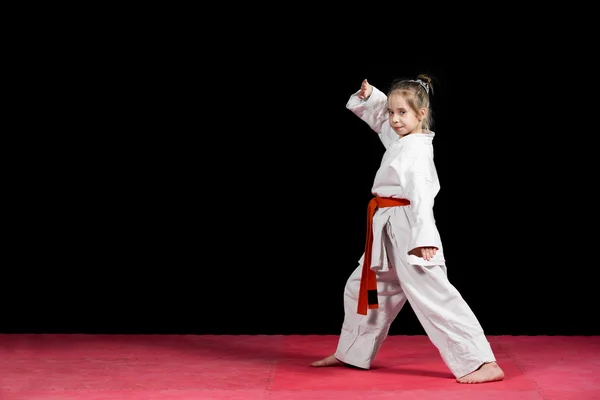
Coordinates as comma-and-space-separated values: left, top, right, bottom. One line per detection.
311, 75, 504, 384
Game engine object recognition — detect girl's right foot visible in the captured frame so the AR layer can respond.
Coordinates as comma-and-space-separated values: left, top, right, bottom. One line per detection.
310, 354, 344, 367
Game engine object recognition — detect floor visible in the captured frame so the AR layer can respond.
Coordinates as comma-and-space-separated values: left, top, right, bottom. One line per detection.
1, 334, 598, 399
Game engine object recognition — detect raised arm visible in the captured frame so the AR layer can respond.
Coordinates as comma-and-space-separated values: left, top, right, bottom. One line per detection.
345, 79, 397, 149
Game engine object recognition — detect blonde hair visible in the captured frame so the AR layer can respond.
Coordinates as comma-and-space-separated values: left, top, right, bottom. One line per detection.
387, 74, 434, 131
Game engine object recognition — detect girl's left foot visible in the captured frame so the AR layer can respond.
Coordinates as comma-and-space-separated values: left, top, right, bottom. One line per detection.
457, 362, 504, 384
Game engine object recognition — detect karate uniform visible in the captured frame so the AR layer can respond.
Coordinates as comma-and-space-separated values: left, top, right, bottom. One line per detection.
333, 86, 496, 379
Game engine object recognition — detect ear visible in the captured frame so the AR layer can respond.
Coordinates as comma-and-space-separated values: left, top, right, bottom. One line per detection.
418, 108, 428, 121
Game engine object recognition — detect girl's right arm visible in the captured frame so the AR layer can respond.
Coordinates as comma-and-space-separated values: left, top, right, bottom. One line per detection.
345, 79, 396, 149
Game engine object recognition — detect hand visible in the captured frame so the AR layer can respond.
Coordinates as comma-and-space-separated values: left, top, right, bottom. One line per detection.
358, 79, 372, 100
409, 246, 437, 261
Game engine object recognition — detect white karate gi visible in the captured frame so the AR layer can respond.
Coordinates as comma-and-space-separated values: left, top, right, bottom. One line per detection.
333, 86, 496, 379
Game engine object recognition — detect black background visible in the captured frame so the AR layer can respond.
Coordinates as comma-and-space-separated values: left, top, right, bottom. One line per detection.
4, 29, 599, 337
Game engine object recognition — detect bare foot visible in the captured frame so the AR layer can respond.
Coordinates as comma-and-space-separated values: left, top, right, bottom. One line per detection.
310, 354, 345, 367
457, 362, 504, 384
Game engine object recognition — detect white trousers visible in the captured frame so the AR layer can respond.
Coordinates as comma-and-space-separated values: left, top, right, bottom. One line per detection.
334, 216, 496, 378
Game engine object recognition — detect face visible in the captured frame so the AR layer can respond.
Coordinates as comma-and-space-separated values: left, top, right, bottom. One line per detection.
387, 93, 426, 137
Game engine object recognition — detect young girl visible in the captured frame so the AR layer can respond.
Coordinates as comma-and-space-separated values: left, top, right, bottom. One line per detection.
311, 75, 504, 384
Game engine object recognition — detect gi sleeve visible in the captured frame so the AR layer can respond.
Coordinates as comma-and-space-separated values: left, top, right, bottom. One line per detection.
404, 156, 443, 253
345, 86, 397, 149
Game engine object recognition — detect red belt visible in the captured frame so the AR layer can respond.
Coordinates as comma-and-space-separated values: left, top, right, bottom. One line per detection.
357, 196, 410, 315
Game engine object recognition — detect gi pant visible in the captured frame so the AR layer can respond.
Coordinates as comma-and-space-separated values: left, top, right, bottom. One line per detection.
334, 214, 496, 379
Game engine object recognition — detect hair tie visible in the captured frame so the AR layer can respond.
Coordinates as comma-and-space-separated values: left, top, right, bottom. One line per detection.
407, 79, 429, 94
